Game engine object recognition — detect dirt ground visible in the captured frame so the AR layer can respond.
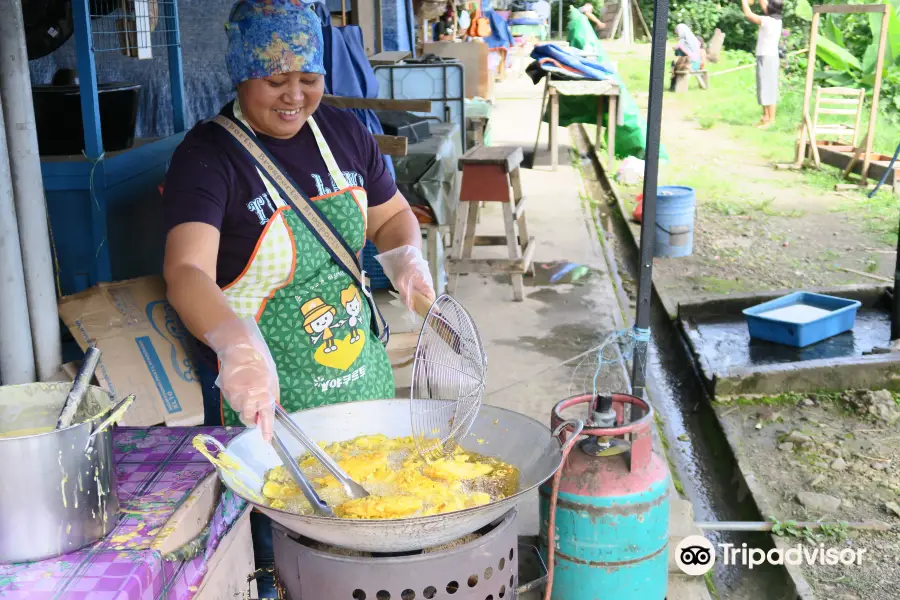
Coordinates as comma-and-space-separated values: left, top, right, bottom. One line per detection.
715, 391, 900, 599
611, 60, 897, 306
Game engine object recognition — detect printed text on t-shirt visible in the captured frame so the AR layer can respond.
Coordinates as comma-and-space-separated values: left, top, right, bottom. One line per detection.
312, 170, 365, 196
247, 193, 277, 225
245, 170, 367, 225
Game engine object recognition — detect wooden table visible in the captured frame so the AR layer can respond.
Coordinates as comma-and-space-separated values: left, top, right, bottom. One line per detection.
540, 79, 620, 170
0, 427, 251, 600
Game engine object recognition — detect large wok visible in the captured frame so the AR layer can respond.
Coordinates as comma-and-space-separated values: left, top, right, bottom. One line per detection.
203, 399, 581, 552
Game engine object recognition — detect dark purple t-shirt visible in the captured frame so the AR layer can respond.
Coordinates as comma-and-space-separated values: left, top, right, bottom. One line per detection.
162, 100, 397, 288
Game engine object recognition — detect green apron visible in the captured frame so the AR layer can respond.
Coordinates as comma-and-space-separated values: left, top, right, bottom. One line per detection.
218, 101, 394, 426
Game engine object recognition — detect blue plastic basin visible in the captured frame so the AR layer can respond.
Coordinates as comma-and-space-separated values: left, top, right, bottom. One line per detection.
742, 292, 862, 348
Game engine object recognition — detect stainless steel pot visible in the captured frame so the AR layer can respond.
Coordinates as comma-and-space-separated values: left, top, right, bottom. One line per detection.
0, 382, 120, 564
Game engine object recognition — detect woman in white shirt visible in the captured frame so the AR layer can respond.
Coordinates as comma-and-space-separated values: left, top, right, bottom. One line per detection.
742, 0, 784, 128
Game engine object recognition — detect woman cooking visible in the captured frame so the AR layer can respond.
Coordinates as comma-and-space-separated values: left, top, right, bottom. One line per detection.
161, 0, 435, 595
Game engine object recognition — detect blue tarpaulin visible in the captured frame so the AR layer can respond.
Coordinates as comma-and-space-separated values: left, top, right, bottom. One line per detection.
528, 42, 615, 80
485, 11, 514, 49
526, 36, 665, 160
312, 3, 395, 177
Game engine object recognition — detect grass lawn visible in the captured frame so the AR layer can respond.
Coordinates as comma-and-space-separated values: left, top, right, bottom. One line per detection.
608, 44, 900, 244
613, 47, 900, 159
584, 42, 900, 300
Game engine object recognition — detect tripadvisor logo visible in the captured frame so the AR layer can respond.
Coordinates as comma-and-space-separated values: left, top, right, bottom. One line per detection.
675, 535, 867, 576
721, 542, 867, 569
675, 535, 716, 576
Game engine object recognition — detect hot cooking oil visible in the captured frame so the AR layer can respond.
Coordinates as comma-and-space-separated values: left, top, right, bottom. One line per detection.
262, 434, 519, 519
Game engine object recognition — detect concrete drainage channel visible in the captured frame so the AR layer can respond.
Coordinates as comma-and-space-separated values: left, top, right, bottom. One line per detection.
570, 124, 800, 600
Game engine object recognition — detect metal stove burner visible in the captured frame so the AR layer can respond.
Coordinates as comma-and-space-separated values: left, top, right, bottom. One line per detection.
273, 509, 519, 600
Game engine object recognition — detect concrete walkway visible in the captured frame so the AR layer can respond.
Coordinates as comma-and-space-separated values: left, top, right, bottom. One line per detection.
381, 67, 711, 599
382, 68, 626, 532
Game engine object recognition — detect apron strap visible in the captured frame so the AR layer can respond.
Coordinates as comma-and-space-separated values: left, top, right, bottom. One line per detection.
212, 113, 390, 346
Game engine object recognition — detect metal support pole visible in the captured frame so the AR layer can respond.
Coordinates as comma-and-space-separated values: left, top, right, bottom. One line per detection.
72, 0, 103, 159
407, 0, 417, 57
162, 0, 186, 133
622, 0, 633, 47
374, 0, 383, 54
630, 0, 669, 407
558, 0, 563, 40
893, 210, 900, 340
71, 0, 111, 285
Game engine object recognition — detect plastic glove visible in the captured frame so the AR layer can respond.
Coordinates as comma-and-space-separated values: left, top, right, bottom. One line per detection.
203, 317, 278, 442
374, 245, 435, 313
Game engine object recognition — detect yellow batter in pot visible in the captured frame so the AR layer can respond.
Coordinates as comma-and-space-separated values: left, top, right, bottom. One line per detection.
262, 434, 519, 519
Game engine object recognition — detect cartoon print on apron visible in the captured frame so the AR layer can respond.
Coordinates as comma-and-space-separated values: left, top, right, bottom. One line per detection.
217, 101, 394, 425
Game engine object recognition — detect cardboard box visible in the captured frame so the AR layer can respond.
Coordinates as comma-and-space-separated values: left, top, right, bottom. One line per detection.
58, 276, 204, 427
41, 361, 83, 384
423, 40, 492, 99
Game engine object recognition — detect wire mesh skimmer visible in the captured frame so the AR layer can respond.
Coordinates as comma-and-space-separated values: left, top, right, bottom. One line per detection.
410, 293, 487, 462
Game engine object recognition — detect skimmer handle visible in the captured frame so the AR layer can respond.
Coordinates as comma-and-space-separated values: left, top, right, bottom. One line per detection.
412, 292, 435, 318
57, 347, 102, 430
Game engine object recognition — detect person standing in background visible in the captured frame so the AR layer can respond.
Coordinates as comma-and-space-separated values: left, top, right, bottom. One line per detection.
742, 0, 784, 129
579, 3, 607, 34
457, 2, 472, 35
533, 0, 551, 39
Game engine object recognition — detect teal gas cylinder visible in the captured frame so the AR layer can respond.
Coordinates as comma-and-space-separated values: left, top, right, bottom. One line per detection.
539, 394, 670, 600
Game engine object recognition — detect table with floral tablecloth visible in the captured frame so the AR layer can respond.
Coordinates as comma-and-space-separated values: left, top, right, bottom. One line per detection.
0, 427, 246, 600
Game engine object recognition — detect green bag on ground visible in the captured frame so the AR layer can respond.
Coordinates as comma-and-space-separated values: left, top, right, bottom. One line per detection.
542, 8, 667, 161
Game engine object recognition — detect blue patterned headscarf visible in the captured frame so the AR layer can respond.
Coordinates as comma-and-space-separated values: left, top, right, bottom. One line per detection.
225, 0, 325, 87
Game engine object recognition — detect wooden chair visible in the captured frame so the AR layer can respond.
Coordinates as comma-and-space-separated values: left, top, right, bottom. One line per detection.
811, 86, 865, 151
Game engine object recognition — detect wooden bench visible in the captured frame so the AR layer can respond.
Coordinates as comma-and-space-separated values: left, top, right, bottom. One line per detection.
673, 69, 709, 92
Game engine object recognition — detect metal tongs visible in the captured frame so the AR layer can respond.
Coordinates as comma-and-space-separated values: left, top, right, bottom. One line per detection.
269, 404, 370, 518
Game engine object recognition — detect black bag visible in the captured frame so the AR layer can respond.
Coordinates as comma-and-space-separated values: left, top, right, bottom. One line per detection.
374, 111, 433, 144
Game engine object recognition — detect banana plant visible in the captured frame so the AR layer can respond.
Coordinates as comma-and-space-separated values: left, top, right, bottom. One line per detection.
795, 0, 900, 108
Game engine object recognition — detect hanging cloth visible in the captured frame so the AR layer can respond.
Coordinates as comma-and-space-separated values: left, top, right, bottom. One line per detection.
485, 10, 513, 48
312, 2, 396, 179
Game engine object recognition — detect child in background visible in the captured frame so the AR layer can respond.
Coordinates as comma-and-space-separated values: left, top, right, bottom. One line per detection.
741, 0, 784, 128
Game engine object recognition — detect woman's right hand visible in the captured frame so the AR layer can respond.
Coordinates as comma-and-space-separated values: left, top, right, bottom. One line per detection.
203, 317, 279, 442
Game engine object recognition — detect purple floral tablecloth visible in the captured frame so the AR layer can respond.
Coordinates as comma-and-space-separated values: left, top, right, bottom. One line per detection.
0, 427, 247, 600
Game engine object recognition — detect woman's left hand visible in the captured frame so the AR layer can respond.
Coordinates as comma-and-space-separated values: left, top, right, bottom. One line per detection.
375, 245, 436, 312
